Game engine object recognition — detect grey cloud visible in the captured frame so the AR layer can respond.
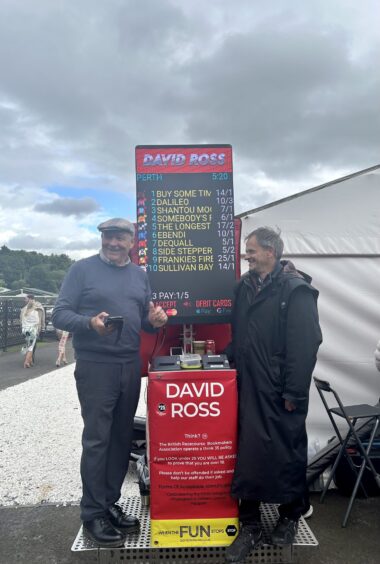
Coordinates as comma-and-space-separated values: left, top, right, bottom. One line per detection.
0, 0, 379, 215
236, 187, 274, 215
114, 0, 192, 55
63, 238, 100, 251
34, 198, 100, 217
7, 234, 57, 250
0, 184, 44, 209
6, 234, 99, 254
182, 25, 380, 179
0, 0, 197, 188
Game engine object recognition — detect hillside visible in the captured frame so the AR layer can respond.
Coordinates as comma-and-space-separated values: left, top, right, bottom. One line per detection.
0, 246, 74, 293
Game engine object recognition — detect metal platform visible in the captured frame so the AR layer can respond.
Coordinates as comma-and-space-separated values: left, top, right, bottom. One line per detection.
72, 496, 318, 563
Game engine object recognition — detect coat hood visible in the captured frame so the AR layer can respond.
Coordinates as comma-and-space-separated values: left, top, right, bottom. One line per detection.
280, 259, 313, 284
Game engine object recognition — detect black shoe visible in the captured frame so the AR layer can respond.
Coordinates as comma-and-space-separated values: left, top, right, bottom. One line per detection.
225, 523, 263, 563
83, 517, 126, 547
108, 504, 140, 533
271, 517, 298, 546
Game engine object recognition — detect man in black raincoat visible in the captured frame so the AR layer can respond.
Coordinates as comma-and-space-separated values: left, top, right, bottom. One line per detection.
225, 227, 322, 563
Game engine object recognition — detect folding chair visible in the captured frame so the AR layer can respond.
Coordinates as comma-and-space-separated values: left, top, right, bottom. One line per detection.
313, 377, 380, 526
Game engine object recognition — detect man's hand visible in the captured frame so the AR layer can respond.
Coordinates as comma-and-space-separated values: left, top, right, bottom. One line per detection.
148, 301, 168, 328
89, 312, 116, 336
285, 399, 296, 412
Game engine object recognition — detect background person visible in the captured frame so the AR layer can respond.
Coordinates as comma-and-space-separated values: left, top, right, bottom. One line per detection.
52, 218, 167, 548
225, 227, 322, 563
55, 330, 69, 367
20, 294, 45, 368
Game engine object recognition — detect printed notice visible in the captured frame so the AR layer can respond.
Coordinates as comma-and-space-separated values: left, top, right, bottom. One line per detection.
136, 145, 235, 324
148, 369, 239, 547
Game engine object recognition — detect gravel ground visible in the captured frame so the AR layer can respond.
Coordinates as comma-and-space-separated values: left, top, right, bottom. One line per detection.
0, 366, 147, 506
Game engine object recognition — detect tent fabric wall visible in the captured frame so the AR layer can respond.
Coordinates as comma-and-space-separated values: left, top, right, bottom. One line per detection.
238, 166, 380, 448
284, 257, 379, 446
239, 167, 380, 255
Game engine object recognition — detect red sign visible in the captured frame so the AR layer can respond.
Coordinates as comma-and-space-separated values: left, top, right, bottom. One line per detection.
136, 145, 232, 174
148, 369, 239, 546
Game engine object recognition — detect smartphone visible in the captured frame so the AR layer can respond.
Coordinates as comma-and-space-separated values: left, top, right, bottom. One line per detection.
104, 316, 124, 327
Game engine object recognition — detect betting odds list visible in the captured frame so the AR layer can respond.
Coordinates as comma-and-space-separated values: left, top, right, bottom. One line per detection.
136, 145, 235, 324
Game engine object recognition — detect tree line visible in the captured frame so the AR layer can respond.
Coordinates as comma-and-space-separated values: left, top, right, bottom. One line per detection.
0, 246, 74, 293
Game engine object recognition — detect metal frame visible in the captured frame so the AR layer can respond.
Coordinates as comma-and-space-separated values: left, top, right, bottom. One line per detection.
314, 376, 380, 526
72, 496, 318, 563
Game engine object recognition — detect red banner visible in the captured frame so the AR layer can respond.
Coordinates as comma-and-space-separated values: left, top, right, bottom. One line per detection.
136, 145, 232, 174
148, 369, 238, 546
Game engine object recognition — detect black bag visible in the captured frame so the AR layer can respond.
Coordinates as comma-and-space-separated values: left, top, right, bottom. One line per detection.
334, 448, 380, 497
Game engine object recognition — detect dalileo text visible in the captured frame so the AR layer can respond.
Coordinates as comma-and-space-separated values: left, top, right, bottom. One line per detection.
166, 381, 224, 418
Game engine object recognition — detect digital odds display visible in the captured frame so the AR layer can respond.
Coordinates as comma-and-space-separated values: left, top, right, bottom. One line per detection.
136, 145, 235, 324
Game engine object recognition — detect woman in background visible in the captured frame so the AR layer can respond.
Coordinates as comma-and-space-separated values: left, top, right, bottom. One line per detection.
20, 294, 45, 368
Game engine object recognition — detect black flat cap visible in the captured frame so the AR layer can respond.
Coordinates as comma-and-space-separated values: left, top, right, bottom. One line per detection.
97, 218, 135, 235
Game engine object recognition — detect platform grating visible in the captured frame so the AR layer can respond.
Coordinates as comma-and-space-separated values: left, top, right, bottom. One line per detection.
72, 496, 318, 563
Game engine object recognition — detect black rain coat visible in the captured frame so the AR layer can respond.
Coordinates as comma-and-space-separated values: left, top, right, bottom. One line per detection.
230, 260, 322, 503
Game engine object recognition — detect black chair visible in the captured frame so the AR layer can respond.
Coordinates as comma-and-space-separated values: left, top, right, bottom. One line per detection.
313, 376, 380, 526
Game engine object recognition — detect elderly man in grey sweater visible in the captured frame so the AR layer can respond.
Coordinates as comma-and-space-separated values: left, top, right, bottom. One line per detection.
52, 218, 167, 547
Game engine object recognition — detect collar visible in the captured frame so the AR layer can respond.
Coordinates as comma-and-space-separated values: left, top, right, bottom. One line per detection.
251, 259, 282, 289
99, 249, 131, 267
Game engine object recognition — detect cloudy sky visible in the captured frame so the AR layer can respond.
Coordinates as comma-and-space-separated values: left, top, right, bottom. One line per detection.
0, 0, 379, 259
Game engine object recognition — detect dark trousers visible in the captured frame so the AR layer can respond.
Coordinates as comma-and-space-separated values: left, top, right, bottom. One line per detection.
240, 495, 306, 524
74, 358, 141, 521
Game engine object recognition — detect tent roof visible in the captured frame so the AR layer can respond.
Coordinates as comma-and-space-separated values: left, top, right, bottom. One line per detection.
238, 164, 380, 256
237, 163, 380, 219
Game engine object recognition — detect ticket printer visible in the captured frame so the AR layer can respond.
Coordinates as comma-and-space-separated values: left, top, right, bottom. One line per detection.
151, 355, 181, 372
151, 354, 230, 371
202, 354, 230, 370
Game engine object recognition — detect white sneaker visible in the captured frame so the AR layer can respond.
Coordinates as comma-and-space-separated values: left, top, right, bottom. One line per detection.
302, 504, 313, 519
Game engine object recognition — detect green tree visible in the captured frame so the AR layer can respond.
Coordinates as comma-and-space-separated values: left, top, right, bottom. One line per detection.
10, 279, 27, 290
27, 265, 56, 292
50, 269, 67, 291
49, 254, 73, 271
0, 247, 74, 291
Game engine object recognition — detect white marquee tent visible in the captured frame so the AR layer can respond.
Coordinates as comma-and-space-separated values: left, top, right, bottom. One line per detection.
237, 164, 380, 448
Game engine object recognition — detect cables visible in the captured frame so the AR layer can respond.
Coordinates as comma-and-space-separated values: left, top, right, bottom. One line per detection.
148, 326, 167, 364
